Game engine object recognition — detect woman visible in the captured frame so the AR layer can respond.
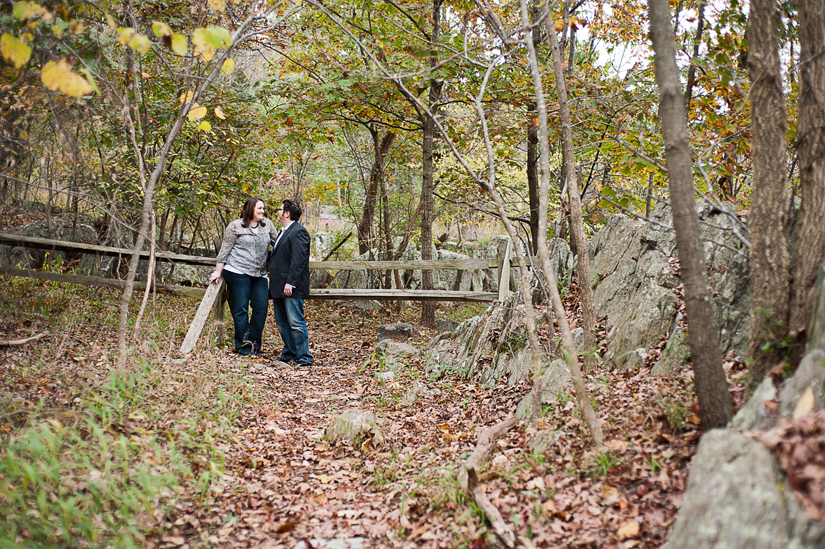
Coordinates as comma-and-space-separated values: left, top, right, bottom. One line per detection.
210, 197, 277, 357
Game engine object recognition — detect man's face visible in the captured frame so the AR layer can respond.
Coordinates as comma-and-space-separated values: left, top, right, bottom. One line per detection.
276, 205, 290, 226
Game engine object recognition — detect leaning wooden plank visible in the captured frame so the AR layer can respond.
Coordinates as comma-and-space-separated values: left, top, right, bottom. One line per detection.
0, 233, 214, 266
180, 279, 225, 355
0, 267, 206, 298
0, 332, 49, 347
311, 258, 496, 271
308, 288, 497, 302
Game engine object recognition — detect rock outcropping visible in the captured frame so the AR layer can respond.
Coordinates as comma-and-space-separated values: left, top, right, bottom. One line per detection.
669, 349, 825, 548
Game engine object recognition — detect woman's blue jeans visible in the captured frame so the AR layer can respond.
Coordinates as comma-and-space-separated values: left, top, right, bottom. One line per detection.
222, 270, 268, 355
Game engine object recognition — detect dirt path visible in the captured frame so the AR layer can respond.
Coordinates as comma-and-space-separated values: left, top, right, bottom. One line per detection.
148, 302, 710, 549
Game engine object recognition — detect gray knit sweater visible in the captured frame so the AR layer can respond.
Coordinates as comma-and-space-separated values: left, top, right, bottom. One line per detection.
215, 218, 277, 277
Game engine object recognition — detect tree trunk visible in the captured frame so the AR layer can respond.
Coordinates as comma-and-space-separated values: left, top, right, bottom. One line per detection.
526, 0, 603, 444
746, 0, 790, 380
683, 2, 706, 113
542, 6, 598, 372
527, 101, 540, 254
648, 0, 732, 429
790, 0, 825, 344
357, 129, 395, 255
420, 0, 445, 328
526, 1, 541, 254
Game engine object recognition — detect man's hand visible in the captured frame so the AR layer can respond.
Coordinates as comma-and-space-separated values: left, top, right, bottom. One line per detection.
284, 283, 294, 297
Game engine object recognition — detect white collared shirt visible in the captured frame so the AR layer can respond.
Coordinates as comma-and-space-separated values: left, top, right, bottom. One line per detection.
273, 219, 294, 249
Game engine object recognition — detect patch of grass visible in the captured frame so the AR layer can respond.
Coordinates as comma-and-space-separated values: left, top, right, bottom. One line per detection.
589, 451, 619, 477
0, 277, 260, 546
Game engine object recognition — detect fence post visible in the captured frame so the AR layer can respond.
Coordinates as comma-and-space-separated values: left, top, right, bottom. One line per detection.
212, 281, 227, 346
180, 278, 225, 354
497, 238, 512, 301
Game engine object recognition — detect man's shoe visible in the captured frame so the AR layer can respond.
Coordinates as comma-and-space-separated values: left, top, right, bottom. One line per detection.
296, 362, 313, 368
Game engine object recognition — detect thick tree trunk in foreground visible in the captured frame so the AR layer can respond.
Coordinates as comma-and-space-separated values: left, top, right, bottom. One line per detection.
790, 0, 825, 343
746, 0, 790, 380
648, 0, 732, 428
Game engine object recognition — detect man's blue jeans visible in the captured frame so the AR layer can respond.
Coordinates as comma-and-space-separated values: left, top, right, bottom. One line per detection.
272, 298, 313, 365
222, 270, 268, 355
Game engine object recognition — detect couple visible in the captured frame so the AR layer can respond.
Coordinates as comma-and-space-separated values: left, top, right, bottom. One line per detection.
209, 197, 313, 366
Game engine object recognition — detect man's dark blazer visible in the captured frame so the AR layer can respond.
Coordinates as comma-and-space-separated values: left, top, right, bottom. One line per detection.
269, 222, 311, 300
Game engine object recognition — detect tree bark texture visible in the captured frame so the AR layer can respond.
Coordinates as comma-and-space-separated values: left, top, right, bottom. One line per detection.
746, 0, 791, 380
420, 0, 444, 328
543, 8, 598, 373
791, 0, 825, 341
648, 0, 732, 428
357, 129, 396, 255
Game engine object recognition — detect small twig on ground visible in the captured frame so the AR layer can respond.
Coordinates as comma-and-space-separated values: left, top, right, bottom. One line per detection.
459, 416, 520, 548
0, 332, 49, 347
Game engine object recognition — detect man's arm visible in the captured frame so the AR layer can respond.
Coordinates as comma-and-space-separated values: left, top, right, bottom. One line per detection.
285, 227, 310, 296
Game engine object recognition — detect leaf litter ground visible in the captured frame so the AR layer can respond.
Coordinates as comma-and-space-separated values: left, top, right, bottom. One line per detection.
1, 279, 822, 548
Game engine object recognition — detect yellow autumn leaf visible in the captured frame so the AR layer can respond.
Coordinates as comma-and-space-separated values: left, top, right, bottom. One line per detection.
128, 34, 151, 54
152, 21, 172, 37
51, 21, 66, 38
105, 13, 116, 29
79, 67, 100, 95
19, 32, 32, 43
793, 386, 815, 420
19, 129, 28, 140
13, 1, 49, 21
187, 104, 207, 121
0, 33, 32, 68
214, 106, 226, 119
208, 0, 227, 12
554, 19, 564, 32
69, 21, 83, 34
41, 58, 93, 98
171, 34, 187, 56
220, 58, 234, 76
197, 120, 212, 132
179, 90, 194, 104
117, 27, 136, 46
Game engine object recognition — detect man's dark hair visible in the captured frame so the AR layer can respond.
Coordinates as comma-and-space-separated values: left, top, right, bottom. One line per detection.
240, 197, 266, 228
281, 199, 302, 221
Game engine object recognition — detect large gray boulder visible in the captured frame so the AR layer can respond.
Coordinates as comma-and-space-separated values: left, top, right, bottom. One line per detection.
590, 201, 750, 371
668, 430, 825, 549
779, 349, 825, 419
515, 358, 573, 418
1, 215, 98, 272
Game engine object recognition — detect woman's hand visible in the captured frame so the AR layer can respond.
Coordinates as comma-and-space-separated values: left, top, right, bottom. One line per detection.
210, 264, 224, 284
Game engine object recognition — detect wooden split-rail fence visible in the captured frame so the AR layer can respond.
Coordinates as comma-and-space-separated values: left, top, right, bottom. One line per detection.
0, 233, 518, 354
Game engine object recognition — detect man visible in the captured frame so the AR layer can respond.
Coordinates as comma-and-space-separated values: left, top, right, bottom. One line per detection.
269, 199, 313, 366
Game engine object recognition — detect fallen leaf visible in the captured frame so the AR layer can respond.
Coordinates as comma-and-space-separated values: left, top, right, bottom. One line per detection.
793, 386, 815, 420
617, 520, 640, 540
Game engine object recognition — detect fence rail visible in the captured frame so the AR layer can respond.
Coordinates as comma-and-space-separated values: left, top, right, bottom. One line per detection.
0, 233, 515, 354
